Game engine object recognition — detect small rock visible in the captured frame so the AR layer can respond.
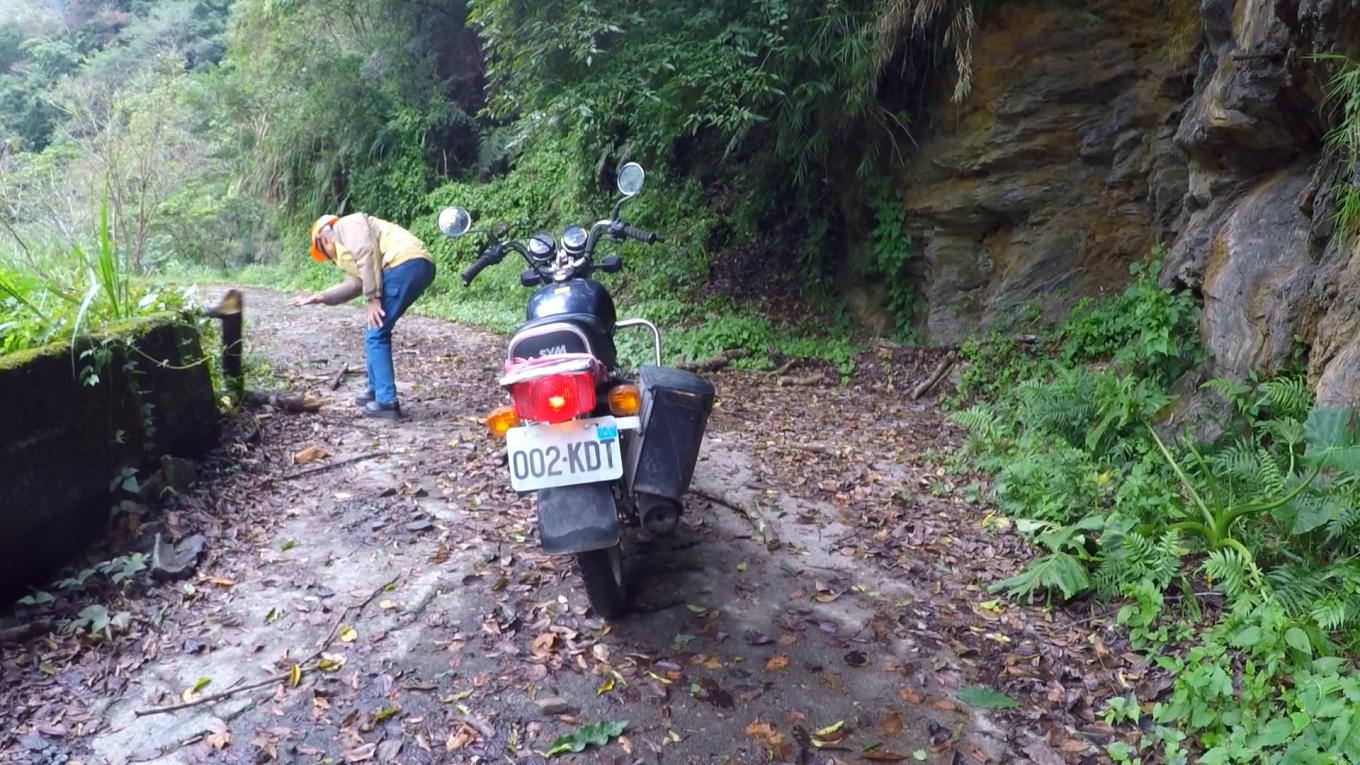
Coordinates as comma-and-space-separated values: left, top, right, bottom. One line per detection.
371, 520, 388, 531
135, 470, 167, 504
377, 739, 403, 762
405, 520, 434, 533
151, 534, 206, 580
742, 628, 775, 646
160, 456, 199, 492
535, 697, 570, 715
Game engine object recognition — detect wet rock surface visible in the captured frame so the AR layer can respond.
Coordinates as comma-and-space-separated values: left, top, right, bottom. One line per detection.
903, 0, 1360, 402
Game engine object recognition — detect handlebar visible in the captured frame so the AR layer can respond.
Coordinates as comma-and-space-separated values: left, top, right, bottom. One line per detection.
467, 218, 657, 286
613, 222, 658, 244
461, 248, 503, 285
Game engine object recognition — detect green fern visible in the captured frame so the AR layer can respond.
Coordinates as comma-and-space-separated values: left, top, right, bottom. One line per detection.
1210, 439, 1260, 484
952, 403, 1000, 440
1203, 377, 1258, 419
1017, 372, 1098, 447
1261, 377, 1312, 419
1311, 592, 1353, 632
1326, 497, 1360, 543
1258, 446, 1287, 497
1268, 564, 1326, 619
1204, 547, 1260, 603
1095, 528, 1181, 598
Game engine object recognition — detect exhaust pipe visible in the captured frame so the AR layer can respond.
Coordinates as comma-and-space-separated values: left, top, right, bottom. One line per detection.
640, 496, 680, 536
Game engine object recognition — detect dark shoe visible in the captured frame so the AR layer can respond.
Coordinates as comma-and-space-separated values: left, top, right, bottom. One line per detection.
362, 400, 401, 420
353, 392, 374, 407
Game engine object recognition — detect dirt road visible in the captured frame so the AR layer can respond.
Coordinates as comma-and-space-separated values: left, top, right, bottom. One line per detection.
1, 289, 1136, 764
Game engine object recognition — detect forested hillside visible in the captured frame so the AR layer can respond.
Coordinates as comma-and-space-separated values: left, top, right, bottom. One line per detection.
0, 0, 979, 359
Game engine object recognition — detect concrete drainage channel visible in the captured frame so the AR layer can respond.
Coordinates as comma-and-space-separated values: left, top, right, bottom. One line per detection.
0, 315, 218, 604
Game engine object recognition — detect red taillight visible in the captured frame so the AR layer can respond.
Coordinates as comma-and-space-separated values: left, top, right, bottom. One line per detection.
510, 373, 597, 424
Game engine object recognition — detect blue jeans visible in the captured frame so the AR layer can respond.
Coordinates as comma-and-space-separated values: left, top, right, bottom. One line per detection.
365, 258, 436, 405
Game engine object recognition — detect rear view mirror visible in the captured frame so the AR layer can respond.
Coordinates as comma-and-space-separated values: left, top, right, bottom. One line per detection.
616, 163, 645, 197
438, 207, 472, 237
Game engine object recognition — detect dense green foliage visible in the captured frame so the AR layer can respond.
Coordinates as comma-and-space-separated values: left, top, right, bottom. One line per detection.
953, 255, 1360, 762
1319, 53, 1360, 239
0, 197, 185, 356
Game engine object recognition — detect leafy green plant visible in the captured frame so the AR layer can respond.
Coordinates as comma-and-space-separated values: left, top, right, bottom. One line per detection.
1152, 600, 1360, 764
990, 516, 1102, 601
544, 719, 628, 757
1150, 407, 1360, 565
1317, 53, 1360, 239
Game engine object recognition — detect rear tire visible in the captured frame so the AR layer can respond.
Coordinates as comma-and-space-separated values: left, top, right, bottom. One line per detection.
576, 545, 627, 619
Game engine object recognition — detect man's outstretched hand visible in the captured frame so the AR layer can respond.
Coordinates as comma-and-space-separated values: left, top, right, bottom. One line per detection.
290, 292, 325, 307
366, 298, 386, 329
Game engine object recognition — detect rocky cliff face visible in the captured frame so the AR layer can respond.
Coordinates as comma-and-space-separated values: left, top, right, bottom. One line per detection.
903, 0, 1360, 402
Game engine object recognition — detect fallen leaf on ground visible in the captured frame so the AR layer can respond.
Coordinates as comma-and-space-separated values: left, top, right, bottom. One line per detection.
766, 655, 789, 671
445, 723, 477, 752
955, 686, 1018, 710
340, 625, 358, 643
862, 752, 908, 762
205, 718, 230, 751
293, 446, 330, 465
879, 711, 903, 737
745, 721, 784, 747
344, 742, 376, 762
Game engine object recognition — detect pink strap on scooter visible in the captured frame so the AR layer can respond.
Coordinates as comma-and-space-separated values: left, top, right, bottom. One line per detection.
499, 353, 606, 388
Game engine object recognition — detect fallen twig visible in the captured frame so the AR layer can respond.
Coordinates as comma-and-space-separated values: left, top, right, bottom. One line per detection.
775, 373, 824, 387
134, 575, 401, 717
0, 620, 52, 644
784, 442, 835, 456
911, 351, 957, 400
267, 451, 387, 484
328, 362, 350, 391
765, 359, 799, 377
689, 485, 760, 519
691, 484, 784, 550
678, 348, 750, 372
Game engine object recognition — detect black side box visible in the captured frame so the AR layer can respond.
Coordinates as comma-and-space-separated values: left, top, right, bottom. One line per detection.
625, 365, 715, 501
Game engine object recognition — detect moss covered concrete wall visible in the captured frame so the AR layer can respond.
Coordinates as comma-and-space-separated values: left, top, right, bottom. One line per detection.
0, 316, 217, 599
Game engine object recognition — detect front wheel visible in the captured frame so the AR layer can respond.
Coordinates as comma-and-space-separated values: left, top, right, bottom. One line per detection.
576, 545, 627, 619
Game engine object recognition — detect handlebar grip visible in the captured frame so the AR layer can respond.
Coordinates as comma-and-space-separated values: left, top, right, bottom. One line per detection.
461, 251, 500, 285
618, 224, 658, 244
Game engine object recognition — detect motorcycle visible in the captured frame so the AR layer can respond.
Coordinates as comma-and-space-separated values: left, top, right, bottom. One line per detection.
437, 163, 715, 618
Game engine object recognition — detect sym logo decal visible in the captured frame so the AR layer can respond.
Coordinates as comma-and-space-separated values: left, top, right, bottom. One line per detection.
538, 344, 568, 357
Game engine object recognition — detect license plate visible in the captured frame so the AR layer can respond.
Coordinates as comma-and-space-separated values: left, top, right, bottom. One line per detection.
504, 416, 623, 492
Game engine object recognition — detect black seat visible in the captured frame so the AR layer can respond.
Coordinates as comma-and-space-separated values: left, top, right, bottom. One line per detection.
509, 313, 618, 369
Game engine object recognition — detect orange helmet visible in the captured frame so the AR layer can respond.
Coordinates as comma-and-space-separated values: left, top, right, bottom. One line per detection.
309, 214, 340, 262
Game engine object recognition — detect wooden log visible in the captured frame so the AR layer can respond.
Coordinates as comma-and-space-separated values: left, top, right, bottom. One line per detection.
245, 390, 323, 413
911, 351, 958, 400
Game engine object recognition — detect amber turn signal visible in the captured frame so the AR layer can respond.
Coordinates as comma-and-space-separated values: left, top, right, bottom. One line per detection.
608, 384, 642, 416
485, 405, 519, 438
